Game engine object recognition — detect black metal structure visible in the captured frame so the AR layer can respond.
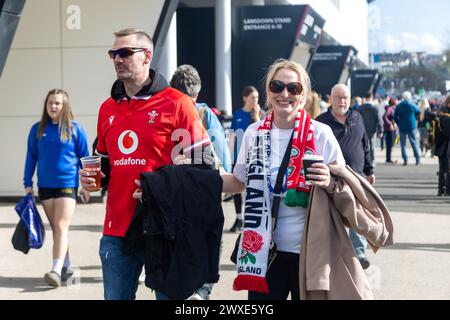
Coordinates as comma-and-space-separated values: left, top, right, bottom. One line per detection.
176, 6, 216, 108
350, 69, 382, 97
309, 45, 358, 98
232, 4, 324, 109
150, 0, 180, 71
0, 0, 26, 77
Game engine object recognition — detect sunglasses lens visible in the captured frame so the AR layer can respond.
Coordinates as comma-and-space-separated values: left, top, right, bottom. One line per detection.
118, 48, 135, 58
108, 48, 139, 59
287, 83, 302, 95
269, 80, 285, 93
269, 80, 302, 95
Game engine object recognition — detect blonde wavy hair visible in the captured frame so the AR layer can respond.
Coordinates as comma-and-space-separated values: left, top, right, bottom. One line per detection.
264, 59, 311, 112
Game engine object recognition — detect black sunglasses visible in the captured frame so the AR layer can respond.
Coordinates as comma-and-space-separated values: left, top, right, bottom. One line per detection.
108, 47, 147, 59
269, 80, 303, 95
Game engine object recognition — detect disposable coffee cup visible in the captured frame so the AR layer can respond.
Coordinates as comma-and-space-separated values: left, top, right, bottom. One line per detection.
302, 154, 324, 181
80, 156, 102, 192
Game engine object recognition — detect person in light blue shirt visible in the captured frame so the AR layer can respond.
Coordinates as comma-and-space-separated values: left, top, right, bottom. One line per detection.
23, 89, 90, 288
394, 91, 421, 165
195, 102, 232, 173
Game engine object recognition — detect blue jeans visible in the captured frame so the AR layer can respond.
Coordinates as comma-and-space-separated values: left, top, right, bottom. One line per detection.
349, 229, 367, 259
99, 235, 170, 300
399, 129, 421, 163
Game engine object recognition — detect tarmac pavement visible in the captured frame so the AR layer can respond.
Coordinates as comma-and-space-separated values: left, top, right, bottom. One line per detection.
0, 142, 449, 300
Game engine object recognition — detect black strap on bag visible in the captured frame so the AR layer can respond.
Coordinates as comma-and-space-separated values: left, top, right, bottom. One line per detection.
271, 131, 294, 231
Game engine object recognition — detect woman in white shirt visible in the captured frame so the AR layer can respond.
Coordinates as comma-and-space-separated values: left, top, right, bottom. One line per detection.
221, 59, 344, 300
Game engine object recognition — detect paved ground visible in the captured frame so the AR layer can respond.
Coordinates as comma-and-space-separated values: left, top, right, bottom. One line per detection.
0, 143, 449, 300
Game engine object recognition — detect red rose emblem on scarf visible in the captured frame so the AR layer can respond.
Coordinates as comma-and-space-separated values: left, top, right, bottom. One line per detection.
239, 231, 264, 265
242, 230, 263, 253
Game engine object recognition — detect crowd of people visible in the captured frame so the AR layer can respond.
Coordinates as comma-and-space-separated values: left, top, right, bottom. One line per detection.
20, 27, 449, 300
348, 91, 450, 196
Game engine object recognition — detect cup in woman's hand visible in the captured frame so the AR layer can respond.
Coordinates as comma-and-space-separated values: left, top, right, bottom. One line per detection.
302, 154, 324, 181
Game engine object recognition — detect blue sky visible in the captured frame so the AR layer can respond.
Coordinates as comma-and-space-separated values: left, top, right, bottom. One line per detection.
368, 0, 450, 54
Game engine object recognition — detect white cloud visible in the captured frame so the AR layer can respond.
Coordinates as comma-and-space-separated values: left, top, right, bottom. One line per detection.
383, 16, 394, 25
400, 32, 418, 41
375, 32, 444, 54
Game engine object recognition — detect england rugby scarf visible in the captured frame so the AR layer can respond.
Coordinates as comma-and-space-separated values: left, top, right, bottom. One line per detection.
233, 110, 316, 293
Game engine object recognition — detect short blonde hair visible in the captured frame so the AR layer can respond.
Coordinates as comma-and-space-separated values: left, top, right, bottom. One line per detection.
264, 59, 311, 111
114, 28, 153, 51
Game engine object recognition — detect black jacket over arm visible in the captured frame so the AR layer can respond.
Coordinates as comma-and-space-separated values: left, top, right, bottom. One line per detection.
124, 164, 224, 300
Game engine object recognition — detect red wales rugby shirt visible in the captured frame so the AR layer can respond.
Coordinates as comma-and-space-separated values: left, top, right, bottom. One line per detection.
96, 84, 210, 237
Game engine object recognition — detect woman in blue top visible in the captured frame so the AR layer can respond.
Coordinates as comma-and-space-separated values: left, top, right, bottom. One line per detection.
23, 89, 90, 288
228, 86, 262, 232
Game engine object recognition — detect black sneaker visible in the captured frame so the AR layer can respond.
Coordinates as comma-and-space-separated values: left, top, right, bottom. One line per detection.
44, 271, 61, 287
61, 267, 74, 282
229, 219, 243, 232
359, 257, 370, 270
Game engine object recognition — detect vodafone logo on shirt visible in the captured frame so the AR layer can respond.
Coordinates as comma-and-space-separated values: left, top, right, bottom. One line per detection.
114, 130, 147, 167
118, 130, 138, 154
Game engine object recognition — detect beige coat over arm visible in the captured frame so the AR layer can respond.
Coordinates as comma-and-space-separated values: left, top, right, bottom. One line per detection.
300, 164, 394, 300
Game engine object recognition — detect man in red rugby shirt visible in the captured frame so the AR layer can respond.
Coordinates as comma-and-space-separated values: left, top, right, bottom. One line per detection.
79, 28, 212, 300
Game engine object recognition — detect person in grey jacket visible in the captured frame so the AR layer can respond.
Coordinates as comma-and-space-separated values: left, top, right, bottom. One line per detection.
394, 91, 421, 165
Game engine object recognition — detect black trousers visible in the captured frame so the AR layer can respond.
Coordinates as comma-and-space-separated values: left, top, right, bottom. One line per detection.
385, 131, 395, 162
248, 251, 300, 300
233, 193, 242, 215
438, 155, 450, 194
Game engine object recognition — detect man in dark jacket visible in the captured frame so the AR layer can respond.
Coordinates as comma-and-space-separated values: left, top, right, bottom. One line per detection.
394, 91, 421, 165
356, 92, 382, 164
316, 84, 374, 269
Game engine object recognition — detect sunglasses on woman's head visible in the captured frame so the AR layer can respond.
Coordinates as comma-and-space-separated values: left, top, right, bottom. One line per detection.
108, 47, 147, 59
269, 80, 303, 95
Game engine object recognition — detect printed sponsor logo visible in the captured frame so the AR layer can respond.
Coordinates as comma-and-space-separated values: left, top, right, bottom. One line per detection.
118, 130, 138, 155
114, 130, 145, 166
113, 157, 147, 166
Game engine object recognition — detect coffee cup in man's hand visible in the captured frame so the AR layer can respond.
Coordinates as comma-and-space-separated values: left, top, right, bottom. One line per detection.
302, 154, 324, 181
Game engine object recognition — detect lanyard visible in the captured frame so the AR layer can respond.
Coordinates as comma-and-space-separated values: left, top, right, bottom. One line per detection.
271, 131, 294, 231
